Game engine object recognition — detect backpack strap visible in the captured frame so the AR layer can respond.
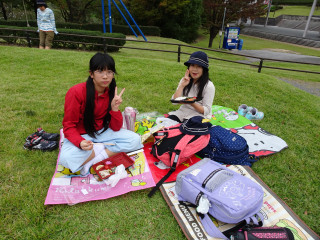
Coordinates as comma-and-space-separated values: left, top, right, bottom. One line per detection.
200, 214, 254, 239
245, 212, 264, 226
178, 201, 249, 239
148, 134, 197, 198
147, 156, 178, 197
169, 134, 195, 166
200, 212, 263, 238
199, 213, 229, 239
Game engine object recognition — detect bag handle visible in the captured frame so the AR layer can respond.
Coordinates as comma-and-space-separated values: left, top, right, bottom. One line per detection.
153, 125, 181, 139
169, 134, 195, 166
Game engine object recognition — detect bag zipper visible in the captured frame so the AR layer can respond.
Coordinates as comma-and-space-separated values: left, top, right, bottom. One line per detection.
212, 145, 249, 160
202, 168, 223, 188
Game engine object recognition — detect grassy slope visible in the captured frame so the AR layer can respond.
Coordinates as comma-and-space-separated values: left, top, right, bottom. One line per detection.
0, 39, 319, 240
272, 5, 320, 18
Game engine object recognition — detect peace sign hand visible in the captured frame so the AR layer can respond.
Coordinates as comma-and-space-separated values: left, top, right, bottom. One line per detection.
180, 69, 191, 88
111, 86, 125, 111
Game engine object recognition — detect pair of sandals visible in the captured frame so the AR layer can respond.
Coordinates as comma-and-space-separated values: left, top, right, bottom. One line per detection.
238, 104, 264, 120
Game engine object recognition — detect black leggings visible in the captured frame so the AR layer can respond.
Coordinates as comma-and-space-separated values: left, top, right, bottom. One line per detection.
167, 115, 182, 123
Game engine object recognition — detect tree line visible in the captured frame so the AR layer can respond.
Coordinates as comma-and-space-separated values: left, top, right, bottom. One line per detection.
0, 0, 267, 47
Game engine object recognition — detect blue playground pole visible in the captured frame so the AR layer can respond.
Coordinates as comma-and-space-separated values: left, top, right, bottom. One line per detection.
108, 0, 112, 33
111, 0, 138, 37
101, 0, 106, 33
118, 0, 147, 41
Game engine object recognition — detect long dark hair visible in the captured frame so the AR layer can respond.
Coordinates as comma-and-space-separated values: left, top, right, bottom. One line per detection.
183, 67, 210, 99
83, 53, 117, 138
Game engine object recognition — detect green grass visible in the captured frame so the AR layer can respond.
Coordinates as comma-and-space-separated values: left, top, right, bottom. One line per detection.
0, 40, 319, 239
271, 5, 320, 18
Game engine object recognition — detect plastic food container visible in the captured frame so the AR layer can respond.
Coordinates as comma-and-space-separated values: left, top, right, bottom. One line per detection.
92, 152, 134, 181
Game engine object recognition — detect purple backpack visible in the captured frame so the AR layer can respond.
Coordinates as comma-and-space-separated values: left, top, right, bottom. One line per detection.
175, 158, 264, 239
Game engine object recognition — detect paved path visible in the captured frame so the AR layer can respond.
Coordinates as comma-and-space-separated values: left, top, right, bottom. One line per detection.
277, 78, 320, 97
230, 38, 320, 97
233, 49, 320, 97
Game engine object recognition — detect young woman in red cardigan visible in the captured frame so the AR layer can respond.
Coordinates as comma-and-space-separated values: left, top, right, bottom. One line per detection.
59, 53, 143, 175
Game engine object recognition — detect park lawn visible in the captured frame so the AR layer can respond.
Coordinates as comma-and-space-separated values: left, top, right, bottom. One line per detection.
0, 44, 319, 239
271, 5, 320, 18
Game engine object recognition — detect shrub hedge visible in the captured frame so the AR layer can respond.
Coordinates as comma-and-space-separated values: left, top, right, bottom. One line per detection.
270, 5, 284, 12
0, 20, 160, 36
0, 25, 126, 52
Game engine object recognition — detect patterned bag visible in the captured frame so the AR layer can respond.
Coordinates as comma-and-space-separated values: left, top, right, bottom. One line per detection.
230, 227, 295, 240
197, 125, 258, 166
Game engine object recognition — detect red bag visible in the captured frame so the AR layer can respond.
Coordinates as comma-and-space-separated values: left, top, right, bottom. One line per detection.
148, 116, 211, 197
151, 124, 210, 167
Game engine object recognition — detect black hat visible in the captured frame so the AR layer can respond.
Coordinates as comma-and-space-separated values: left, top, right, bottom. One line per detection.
184, 51, 209, 69
37, 0, 46, 5
179, 116, 212, 135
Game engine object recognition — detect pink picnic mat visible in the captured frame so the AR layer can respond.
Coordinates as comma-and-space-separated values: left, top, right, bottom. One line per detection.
44, 130, 155, 205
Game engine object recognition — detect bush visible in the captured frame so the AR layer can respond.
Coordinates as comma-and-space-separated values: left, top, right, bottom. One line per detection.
160, 0, 202, 43
0, 20, 160, 36
0, 20, 37, 27
0, 25, 126, 52
270, 5, 284, 12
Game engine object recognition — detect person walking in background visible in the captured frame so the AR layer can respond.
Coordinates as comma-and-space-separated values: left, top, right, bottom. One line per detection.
168, 51, 215, 122
36, 0, 58, 49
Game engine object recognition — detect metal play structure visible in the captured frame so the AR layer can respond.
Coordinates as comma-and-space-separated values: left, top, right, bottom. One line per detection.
101, 0, 147, 41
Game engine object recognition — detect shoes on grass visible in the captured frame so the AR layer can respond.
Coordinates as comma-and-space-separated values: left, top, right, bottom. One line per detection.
24, 135, 58, 151
245, 108, 264, 120
26, 128, 59, 141
238, 104, 252, 116
24, 128, 59, 151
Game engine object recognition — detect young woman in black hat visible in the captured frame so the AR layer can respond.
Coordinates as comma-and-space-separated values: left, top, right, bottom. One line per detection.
168, 51, 215, 122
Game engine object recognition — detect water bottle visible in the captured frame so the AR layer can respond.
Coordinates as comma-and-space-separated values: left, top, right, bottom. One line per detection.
124, 107, 137, 132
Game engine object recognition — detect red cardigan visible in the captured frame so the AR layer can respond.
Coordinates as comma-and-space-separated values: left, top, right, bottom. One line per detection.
62, 82, 123, 148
